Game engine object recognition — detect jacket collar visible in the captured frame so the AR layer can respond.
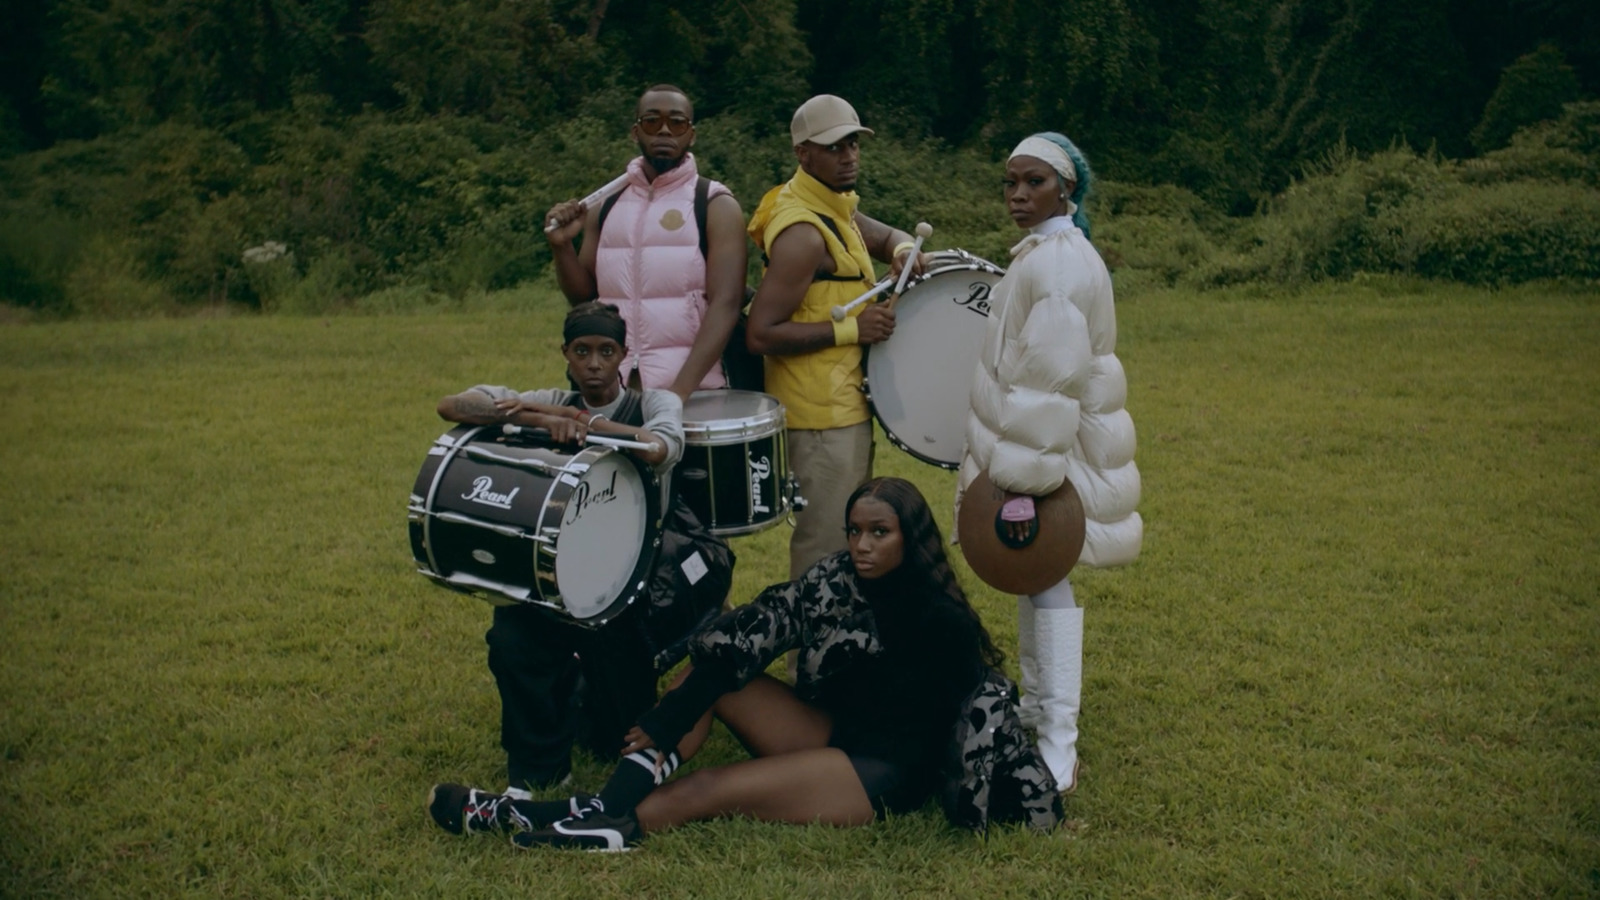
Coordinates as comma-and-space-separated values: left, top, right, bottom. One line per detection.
786, 166, 860, 223
1009, 214, 1079, 260
626, 152, 700, 192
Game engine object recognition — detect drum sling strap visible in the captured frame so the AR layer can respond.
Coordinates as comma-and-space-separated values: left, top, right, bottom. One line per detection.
563, 388, 644, 428
756, 213, 870, 283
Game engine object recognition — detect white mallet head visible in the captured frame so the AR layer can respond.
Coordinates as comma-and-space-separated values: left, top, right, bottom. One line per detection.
915, 221, 933, 239
830, 305, 846, 322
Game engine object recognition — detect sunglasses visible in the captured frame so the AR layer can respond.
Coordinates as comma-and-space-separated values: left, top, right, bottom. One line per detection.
636, 113, 693, 136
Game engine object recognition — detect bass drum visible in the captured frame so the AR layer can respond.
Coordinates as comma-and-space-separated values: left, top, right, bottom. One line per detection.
408, 425, 662, 627
864, 249, 1004, 470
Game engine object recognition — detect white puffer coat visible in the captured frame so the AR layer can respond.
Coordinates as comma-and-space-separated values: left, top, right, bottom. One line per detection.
960, 218, 1142, 568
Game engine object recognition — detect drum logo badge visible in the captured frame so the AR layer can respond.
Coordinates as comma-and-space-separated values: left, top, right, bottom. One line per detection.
749, 455, 771, 514
463, 475, 520, 510
565, 469, 620, 525
954, 281, 993, 317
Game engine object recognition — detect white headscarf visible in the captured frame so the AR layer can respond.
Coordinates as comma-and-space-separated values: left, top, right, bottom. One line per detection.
1009, 136, 1078, 186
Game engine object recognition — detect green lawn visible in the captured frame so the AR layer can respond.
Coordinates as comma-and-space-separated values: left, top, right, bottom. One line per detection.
2, 278, 1597, 898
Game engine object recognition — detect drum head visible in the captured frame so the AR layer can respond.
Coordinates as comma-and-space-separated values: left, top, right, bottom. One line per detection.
957, 471, 1085, 595
866, 254, 1002, 469
683, 390, 786, 444
549, 450, 651, 619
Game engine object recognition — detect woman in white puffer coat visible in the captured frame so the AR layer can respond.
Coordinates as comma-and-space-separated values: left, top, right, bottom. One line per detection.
959, 132, 1142, 794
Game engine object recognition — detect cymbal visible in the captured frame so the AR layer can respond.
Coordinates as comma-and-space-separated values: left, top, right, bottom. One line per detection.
957, 471, 1085, 595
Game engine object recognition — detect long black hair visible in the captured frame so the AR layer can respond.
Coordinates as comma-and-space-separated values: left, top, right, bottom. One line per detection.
845, 477, 1004, 669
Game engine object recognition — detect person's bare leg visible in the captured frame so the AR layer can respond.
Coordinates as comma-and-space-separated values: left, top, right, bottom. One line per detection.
632, 674, 866, 832
636, 748, 874, 832
585, 670, 827, 822
711, 674, 834, 756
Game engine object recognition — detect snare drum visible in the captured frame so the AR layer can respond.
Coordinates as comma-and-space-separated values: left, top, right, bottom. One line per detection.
865, 249, 1004, 469
408, 425, 662, 626
678, 390, 792, 536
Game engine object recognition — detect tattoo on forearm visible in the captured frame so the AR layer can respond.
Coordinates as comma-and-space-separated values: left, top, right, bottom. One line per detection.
448, 393, 500, 421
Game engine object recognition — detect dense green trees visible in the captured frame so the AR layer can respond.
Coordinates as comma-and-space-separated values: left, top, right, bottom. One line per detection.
0, 0, 1594, 312
10, 0, 1595, 167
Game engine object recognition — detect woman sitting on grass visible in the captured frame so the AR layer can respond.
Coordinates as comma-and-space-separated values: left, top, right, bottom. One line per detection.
429, 476, 1041, 850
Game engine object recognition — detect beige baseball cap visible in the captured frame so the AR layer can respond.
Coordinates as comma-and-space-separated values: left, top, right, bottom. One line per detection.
791, 95, 875, 146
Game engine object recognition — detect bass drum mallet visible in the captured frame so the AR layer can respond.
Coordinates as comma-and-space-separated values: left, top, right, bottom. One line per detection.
544, 172, 633, 234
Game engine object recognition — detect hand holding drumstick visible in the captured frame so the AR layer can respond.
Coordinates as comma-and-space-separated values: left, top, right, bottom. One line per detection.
830, 221, 933, 322
543, 172, 634, 244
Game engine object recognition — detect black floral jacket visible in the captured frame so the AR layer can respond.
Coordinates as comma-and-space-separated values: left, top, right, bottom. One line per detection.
688, 551, 1062, 833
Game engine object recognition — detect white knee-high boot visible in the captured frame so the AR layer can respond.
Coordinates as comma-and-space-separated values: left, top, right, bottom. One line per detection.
1015, 597, 1041, 730
1029, 605, 1083, 793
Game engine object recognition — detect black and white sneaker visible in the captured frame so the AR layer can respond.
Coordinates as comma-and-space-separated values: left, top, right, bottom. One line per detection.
428, 784, 515, 836
510, 808, 642, 852
428, 783, 597, 836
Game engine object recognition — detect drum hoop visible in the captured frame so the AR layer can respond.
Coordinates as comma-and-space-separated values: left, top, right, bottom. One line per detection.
418, 425, 490, 579
873, 423, 961, 471
907, 260, 1006, 289
682, 406, 787, 445
533, 443, 662, 628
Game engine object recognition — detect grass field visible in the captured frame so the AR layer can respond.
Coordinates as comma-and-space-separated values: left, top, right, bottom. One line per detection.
2, 278, 1598, 898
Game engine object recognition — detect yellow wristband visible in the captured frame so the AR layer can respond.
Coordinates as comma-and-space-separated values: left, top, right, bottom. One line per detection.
892, 240, 915, 259
832, 317, 860, 346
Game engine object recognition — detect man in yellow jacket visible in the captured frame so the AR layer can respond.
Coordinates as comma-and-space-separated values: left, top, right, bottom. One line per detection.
746, 95, 927, 580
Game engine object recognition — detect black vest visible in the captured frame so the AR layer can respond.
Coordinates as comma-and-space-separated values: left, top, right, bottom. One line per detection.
562, 388, 644, 426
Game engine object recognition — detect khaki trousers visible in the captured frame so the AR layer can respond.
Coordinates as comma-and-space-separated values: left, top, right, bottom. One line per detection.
786, 421, 875, 579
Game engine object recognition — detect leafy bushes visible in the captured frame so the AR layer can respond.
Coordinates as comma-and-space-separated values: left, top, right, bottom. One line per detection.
2, 101, 1597, 319
1094, 183, 1232, 287
0, 123, 251, 313
0, 110, 641, 314
1396, 183, 1600, 284
1194, 105, 1600, 289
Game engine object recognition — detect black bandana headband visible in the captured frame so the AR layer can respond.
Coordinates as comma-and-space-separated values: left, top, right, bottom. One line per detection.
563, 305, 627, 346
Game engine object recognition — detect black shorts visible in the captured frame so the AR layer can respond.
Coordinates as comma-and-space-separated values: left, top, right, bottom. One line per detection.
841, 753, 931, 818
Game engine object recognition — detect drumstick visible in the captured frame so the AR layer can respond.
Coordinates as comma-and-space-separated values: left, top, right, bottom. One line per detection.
830, 276, 895, 322
543, 172, 633, 234
883, 222, 933, 311
501, 423, 657, 452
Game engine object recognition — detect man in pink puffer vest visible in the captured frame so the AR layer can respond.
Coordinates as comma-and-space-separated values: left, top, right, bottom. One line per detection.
544, 84, 748, 402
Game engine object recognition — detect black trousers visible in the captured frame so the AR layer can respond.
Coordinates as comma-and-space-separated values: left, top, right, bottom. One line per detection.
486, 603, 658, 789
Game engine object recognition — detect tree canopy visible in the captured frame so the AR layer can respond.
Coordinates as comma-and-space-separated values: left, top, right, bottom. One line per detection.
3, 0, 1593, 199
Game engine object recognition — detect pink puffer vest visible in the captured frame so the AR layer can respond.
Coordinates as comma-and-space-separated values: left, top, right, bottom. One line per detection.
594, 154, 731, 391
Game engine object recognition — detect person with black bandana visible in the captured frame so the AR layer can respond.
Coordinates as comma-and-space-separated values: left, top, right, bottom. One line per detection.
434, 301, 733, 799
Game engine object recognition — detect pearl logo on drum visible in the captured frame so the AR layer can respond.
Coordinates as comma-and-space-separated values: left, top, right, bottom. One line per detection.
953, 281, 993, 317
463, 475, 520, 510
564, 469, 619, 525
750, 455, 771, 514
